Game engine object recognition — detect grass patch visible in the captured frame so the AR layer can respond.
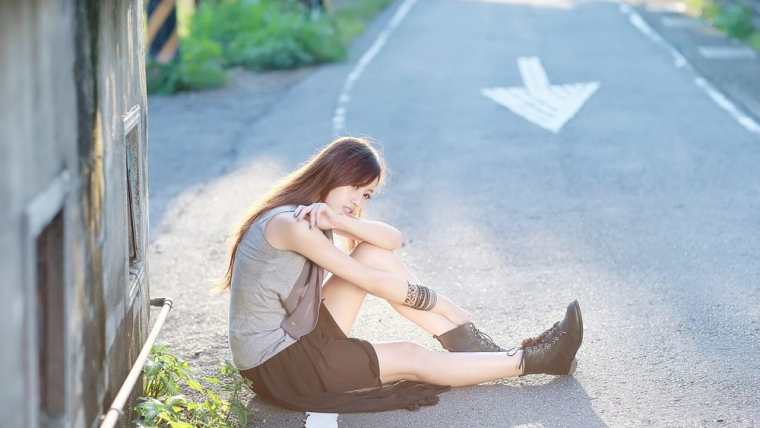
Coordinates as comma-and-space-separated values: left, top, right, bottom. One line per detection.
147, 0, 393, 94
713, 3, 755, 39
133, 345, 250, 427
686, 0, 720, 19
191, 0, 345, 70
750, 31, 760, 50
687, 0, 758, 45
146, 37, 227, 94
333, 0, 395, 44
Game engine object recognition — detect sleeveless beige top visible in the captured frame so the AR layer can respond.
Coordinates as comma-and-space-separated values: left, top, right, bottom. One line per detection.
228, 204, 333, 370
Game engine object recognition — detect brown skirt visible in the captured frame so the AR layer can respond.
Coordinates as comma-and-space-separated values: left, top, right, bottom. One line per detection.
240, 301, 451, 413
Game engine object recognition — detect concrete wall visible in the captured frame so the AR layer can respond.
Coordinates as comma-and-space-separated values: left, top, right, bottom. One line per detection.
0, 0, 150, 426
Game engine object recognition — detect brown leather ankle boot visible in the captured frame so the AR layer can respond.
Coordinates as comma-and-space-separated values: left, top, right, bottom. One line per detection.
434, 322, 505, 352
520, 300, 585, 349
518, 300, 583, 376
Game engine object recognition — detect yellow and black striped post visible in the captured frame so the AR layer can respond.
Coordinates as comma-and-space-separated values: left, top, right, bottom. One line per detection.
147, 0, 178, 63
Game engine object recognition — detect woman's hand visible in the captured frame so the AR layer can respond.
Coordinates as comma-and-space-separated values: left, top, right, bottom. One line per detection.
293, 203, 339, 231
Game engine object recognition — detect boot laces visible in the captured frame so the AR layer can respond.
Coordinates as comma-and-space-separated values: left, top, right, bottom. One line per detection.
469, 325, 503, 351
518, 330, 568, 376
527, 329, 566, 352
523, 321, 561, 347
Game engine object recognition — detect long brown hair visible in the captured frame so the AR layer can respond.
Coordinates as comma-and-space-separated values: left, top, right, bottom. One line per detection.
213, 136, 386, 293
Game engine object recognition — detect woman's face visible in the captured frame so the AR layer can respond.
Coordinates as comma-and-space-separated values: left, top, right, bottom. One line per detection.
323, 179, 379, 217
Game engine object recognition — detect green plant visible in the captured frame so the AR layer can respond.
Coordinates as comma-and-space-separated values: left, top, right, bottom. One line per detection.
224, 12, 316, 69
146, 60, 183, 95
189, 0, 346, 70
146, 38, 227, 95
177, 37, 227, 89
147, 0, 392, 93
749, 31, 760, 50
687, 0, 721, 19
133, 345, 250, 427
704, 0, 722, 20
687, 0, 759, 47
334, 0, 394, 44
713, 3, 755, 39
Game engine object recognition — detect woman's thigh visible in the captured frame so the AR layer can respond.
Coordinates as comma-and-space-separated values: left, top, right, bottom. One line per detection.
371, 341, 425, 384
322, 242, 394, 335
322, 272, 367, 336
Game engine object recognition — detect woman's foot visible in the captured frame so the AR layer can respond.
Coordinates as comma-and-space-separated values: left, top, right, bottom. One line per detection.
434, 322, 505, 352
520, 300, 584, 348
518, 300, 583, 376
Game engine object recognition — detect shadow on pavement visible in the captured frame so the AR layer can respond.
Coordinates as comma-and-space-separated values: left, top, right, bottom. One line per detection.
339, 376, 605, 427
246, 394, 306, 427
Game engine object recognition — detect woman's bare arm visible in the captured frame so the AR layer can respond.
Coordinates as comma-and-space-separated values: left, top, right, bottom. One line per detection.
266, 214, 467, 324
332, 215, 403, 251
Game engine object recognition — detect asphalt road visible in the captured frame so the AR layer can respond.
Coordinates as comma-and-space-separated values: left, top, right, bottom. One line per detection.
149, 0, 760, 426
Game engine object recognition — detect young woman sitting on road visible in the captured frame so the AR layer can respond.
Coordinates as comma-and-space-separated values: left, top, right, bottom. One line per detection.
218, 136, 584, 412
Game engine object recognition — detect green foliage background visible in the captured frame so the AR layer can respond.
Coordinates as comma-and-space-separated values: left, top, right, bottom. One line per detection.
687, 0, 760, 47
148, 0, 392, 94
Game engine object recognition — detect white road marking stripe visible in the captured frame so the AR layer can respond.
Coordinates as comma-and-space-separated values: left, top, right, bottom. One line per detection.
509, 86, 560, 115
698, 46, 757, 59
304, 412, 338, 428
498, 88, 558, 125
332, 0, 419, 136
695, 77, 760, 134
483, 57, 599, 133
661, 16, 704, 28
619, 2, 760, 136
622, 4, 688, 68
483, 84, 598, 133
519, 57, 551, 96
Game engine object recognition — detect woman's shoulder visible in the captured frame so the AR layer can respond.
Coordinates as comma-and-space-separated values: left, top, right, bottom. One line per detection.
261, 205, 304, 251
259, 204, 298, 221
238, 205, 298, 248
264, 205, 335, 251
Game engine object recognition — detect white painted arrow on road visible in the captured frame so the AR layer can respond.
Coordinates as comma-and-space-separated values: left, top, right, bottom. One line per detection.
482, 57, 600, 133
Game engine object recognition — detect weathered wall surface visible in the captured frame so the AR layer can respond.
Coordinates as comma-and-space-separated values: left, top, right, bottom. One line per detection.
0, 2, 78, 424
0, 0, 149, 427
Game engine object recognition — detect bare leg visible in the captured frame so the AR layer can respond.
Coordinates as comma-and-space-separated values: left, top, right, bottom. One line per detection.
322, 242, 468, 337
372, 341, 524, 386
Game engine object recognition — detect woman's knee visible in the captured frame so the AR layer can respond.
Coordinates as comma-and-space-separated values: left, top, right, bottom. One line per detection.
351, 242, 397, 270
403, 342, 429, 374
375, 341, 428, 382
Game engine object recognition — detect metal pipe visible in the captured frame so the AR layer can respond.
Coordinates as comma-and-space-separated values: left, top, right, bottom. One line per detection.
99, 297, 174, 428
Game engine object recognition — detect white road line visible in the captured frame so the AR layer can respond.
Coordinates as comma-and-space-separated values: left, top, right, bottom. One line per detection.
483, 57, 599, 133
518, 57, 551, 96
619, 2, 760, 136
661, 16, 704, 28
305, 412, 338, 428
483, 82, 599, 133
698, 46, 757, 59
695, 77, 760, 133
332, 0, 419, 136
621, 4, 688, 68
